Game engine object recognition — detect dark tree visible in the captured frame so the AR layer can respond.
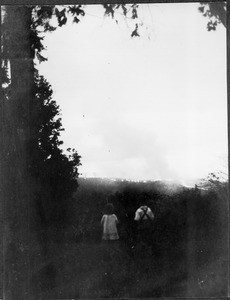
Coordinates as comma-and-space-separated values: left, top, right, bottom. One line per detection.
1, 6, 80, 299
28, 74, 81, 240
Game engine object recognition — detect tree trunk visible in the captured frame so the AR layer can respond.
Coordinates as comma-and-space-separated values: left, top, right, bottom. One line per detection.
2, 6, 35, 299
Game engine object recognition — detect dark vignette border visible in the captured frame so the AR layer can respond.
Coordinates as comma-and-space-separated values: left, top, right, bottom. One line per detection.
0, 1, 229, 299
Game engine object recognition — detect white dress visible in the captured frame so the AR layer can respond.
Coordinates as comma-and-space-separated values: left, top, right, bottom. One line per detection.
101, 214, 119, 240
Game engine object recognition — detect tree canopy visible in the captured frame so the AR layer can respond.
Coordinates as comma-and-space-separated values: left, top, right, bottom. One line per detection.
198, 2, 227, 30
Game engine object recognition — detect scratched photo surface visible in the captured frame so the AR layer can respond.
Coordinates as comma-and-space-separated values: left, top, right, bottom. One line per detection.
1, 3, 228, 299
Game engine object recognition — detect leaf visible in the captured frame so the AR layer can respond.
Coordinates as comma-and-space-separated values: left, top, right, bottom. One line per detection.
121, 5, 127, 16
55, 8, 67, 27
43, 22, 57, 32
131, 24, 140, 37
103, 4, 115, 18
75, 5, 85, 16
68, 5, 85, 17
207, 20, 217, 31
132, 7, 138, 19
73, 16, 80, 23
36, 52, 48, 63
198, 6, 205, 13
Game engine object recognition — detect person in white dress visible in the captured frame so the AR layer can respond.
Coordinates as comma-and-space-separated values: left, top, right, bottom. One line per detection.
101, 203, 119, 241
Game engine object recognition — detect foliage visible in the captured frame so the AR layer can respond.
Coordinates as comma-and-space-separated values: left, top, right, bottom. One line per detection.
199, 172, 228, 208
31, 3, 140, 63
1, 6, 81, 239
103, 4, 140, 37
33, 5, 85, 29
28, 73, 81, 230
198, 2, 227, 30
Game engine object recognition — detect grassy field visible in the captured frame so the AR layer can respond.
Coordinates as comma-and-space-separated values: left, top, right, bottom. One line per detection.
29, 236, 228, 299
3, 179, 228, 299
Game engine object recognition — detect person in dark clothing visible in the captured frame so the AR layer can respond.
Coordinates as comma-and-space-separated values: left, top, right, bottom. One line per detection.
134, 199, 154, 254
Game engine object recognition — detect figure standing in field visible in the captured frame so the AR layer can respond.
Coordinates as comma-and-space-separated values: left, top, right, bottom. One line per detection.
101, 203, 119, 241
134, 198, 154, 253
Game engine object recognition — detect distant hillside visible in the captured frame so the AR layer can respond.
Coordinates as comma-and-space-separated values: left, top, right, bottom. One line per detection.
77, 177, 190, 196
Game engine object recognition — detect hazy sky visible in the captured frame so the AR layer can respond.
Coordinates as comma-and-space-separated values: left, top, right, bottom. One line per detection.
38, 3, 227, 185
